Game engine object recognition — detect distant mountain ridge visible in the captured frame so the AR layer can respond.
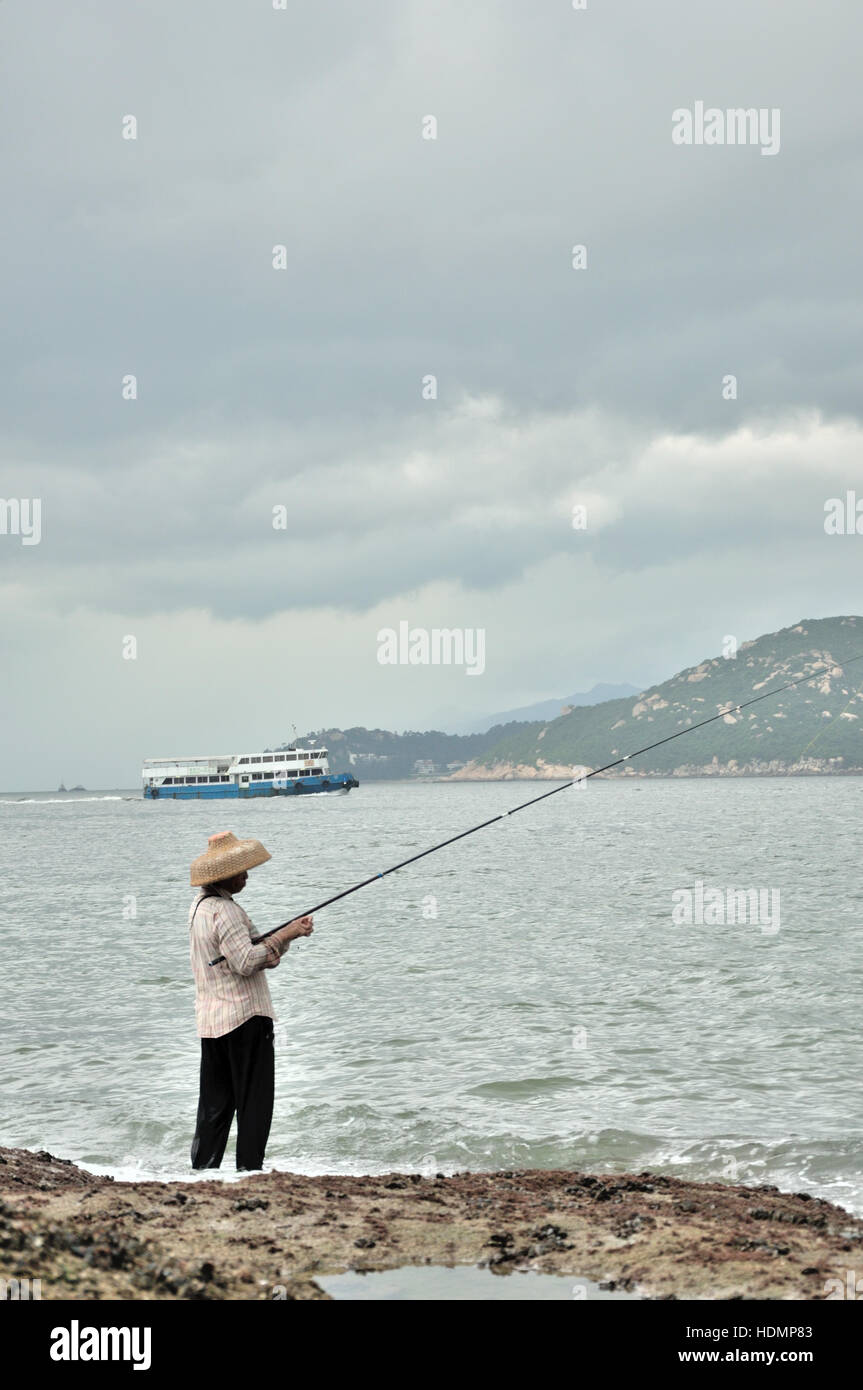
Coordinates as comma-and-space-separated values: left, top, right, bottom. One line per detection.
449, 617, 863, 780
300, 720, 528, 781
304, 618, 863, 781
304, 689, 642, 780
448, 682, 642, 734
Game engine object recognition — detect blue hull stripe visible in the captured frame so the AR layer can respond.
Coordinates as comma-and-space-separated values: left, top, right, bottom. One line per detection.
144, 775, 357, 800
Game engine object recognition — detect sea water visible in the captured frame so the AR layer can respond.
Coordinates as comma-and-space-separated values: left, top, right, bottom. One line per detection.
1, 778, 860, 1214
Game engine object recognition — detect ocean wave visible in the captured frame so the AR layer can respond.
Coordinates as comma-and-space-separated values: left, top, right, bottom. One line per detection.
22, 1121, 863, 1213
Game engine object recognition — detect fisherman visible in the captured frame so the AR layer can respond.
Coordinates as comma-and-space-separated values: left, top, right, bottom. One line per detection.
188, 830, 313, 1170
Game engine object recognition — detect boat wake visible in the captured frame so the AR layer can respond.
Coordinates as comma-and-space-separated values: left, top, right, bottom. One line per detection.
8, 795, 125, 805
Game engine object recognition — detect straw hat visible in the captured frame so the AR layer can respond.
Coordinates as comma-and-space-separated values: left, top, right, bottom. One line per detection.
190, 830, 272, 886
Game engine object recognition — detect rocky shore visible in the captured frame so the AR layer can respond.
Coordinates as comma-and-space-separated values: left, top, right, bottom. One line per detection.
1, 1146, 860, 1301
445, 757, 861, 780
444, 761, 861, 783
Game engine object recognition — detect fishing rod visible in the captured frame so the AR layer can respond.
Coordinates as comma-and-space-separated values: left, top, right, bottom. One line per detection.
208, 652, 863, 965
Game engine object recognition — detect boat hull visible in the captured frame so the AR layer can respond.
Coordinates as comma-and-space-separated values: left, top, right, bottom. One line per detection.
144, 774, 358, 800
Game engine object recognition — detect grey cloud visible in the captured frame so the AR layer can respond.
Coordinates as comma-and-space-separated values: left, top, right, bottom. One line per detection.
2, 0, 863, 785
3, 0, 862, 450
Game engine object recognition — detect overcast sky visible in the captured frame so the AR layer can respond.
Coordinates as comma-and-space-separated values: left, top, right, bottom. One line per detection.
2, 0, 862, 789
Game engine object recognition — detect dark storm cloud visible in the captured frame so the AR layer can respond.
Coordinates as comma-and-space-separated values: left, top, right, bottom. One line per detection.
3, 0, 861, 454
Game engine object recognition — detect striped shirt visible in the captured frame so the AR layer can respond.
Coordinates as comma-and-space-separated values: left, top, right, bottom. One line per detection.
189, 888, 288, 1039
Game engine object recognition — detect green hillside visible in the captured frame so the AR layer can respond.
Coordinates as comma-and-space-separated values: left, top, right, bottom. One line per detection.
292, 722, 529, 780
469, 617, 863, 777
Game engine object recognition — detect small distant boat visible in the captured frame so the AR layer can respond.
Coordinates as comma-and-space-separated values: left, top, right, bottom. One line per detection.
57, 782, 67, 793
142, 742, 359, 800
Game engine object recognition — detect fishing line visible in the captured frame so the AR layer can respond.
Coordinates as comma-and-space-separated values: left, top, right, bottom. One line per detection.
208, 652, 863, 964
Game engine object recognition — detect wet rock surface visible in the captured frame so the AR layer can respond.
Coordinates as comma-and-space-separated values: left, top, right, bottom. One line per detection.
0, 1146, 859, 1301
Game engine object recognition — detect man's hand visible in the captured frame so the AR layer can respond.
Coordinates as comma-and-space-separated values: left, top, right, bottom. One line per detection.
273, 915, 314, 950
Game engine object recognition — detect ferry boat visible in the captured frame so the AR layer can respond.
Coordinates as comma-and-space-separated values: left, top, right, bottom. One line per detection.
142, 743, 358, 799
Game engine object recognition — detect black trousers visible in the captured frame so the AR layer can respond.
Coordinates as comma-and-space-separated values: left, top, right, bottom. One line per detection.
191, 1015, 275, 1171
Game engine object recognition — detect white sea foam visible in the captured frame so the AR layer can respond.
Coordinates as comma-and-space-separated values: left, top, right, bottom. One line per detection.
4, 795, 125, 805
